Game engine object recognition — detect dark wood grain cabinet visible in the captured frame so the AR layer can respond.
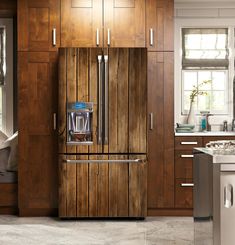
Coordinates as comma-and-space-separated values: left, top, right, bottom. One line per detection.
18, 52, 58, 216
61, 0, 145, 47
147, 52, 174, 211
18, 0, 60, 51
146, 0, 174, 51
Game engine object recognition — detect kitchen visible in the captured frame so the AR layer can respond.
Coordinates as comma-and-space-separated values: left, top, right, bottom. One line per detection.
0, 0, 235, 244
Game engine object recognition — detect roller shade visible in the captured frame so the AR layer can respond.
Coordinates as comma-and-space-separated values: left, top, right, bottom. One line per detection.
182, 28, 229, 69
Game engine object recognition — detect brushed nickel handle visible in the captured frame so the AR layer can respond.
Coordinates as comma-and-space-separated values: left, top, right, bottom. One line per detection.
53, 113, 57, 130
224, 184, 233, 208
96, 29, 99, 46
52, 28, 56, 46
181, 183, 194, 187
181, 154, 194, 158
104, 55, 109, 145
181, 142, 198, 145
65, 159, 144, 164
98, 55, 102, 144
150, 28, 154, 46
107, 29, 111, 46
150, 113, 154, 130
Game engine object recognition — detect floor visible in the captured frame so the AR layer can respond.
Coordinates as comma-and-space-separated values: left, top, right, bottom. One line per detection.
0, 216, 194, 245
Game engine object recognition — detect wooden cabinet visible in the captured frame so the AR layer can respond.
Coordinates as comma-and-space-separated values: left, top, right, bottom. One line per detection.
147, 52, 174, 210
59, 156, 147, 217
146, 0, 174, 51
18, 52, 58, 216
18, 0, 60, 51
104, 0, 145, 47
61, 0, 145, 47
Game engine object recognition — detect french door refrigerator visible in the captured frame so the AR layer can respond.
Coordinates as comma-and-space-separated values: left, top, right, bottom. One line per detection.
58, 48, 147, 218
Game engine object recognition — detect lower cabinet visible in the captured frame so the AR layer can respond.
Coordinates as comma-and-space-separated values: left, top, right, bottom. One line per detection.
59, 155, 147, 218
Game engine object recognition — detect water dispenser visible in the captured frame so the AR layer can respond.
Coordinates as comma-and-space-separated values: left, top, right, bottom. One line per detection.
67, 102, 93, 145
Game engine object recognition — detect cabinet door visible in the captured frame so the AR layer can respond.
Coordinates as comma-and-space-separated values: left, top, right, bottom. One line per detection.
146, 0, 173, 51
147, 52, 174, 209
18, 52, 58, 216
18, 0, 60, 51
61, 0, 102, 47
104, 0, 145, 47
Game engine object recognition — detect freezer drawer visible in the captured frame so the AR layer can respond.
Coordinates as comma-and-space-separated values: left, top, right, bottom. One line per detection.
58, 154, 147, 218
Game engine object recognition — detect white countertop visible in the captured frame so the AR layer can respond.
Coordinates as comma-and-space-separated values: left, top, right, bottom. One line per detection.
175, 131, 235, 136
195, 147, 235, 163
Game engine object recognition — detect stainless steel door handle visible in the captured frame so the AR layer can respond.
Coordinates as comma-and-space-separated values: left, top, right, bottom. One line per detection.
107, 29, 111, 46
98, 55, 102, 144
181, 142, 198, 145
181, 155, 194, 158
149, 28, 154, 46
96, 29, 100, 46
52, 28, 56, 46
53, 113, 57, 130
104, 55, 109, 145
150, 113, 154, 130
224, 184, 233, 208
181, 183, 194, 187
65, 159, 144, 164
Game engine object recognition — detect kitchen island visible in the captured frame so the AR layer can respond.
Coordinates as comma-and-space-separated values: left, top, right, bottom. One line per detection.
193, 147, 235, 245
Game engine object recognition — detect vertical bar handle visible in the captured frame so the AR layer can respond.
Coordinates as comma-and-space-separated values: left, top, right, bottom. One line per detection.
149, 28, 154, 46
150, 113, 154, 130
224, 184, 233, 208
98, 55, 102, 144
53, 113, 57, 130
96, 29, 99, 46
52, 28, 56, 46
104, 55, 109, 144
107, 29, 111, 46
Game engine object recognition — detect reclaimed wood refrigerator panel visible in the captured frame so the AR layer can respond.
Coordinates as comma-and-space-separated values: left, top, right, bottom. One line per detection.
18, 52, 58, 215
18, 0, 60, 51
59, 155, 146, 217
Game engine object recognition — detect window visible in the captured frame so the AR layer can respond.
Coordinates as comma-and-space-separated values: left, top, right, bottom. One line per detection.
181, 28, 229, 115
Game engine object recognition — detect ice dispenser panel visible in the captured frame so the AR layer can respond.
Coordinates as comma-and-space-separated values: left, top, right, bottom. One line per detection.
67, 102, 93, 145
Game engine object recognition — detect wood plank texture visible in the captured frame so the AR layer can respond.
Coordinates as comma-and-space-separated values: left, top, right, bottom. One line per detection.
0, 184, 18, 207
146, 0, 174, 51
18, 0, 60, 51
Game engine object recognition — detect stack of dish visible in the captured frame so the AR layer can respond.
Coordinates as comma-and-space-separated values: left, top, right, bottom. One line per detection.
175, 123, 195, 133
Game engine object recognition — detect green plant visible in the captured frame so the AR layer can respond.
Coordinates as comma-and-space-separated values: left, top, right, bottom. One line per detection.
189, 80, 212, 103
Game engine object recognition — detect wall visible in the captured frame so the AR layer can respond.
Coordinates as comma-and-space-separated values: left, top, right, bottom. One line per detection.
174, 1, 235, 131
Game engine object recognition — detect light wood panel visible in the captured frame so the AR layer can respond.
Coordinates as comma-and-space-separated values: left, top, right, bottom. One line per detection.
18, 0, 60, 51
104, 0, 145, 47
61, 0, 102, 47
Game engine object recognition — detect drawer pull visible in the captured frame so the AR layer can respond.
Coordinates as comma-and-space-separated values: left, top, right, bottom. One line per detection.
181, 142, 198, 145
181, 183, 194, 187
181, 154, 194, 158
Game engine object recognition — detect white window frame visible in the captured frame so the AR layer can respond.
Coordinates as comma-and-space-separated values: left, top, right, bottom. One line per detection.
175, 18, 235, 130
0, 19, 13, 136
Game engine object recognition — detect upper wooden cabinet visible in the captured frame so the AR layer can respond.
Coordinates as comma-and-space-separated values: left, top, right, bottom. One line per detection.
104, 0, 145, 47
18, 0, 60, 51
61, 0, 103, 47
146, 0, 174, 51
61, 0, 145, 47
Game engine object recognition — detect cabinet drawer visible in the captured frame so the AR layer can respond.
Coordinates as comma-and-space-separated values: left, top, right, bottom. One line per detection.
175, 178, 193, 209
203, 136, 235, 146
0, 184, 17, 207
175, 137, 202, 150
175, 151, 193, 179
